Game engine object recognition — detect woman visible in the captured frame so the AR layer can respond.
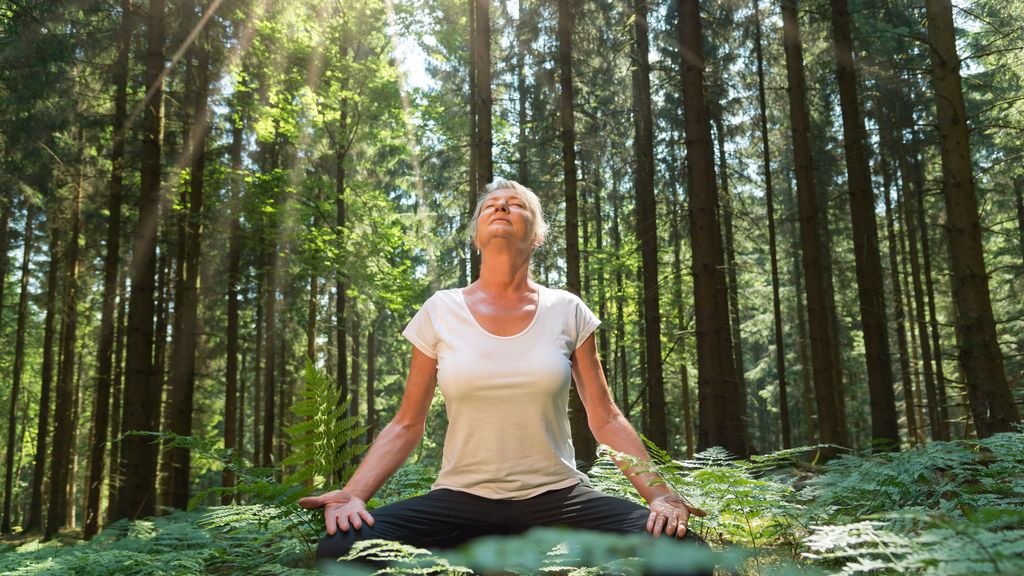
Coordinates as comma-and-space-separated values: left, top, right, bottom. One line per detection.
301, 179, 709, 571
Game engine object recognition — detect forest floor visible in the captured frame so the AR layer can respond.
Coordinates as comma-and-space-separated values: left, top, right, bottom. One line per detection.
2, 429, 1023, 575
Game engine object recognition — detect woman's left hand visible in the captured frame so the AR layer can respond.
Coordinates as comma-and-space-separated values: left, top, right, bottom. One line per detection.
646, 493, 707, 538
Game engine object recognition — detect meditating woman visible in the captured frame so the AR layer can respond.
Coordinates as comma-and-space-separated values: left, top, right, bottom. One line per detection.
301, 179, 709, 571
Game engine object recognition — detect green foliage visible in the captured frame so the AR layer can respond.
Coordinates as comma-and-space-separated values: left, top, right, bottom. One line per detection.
282, 362, 367, 489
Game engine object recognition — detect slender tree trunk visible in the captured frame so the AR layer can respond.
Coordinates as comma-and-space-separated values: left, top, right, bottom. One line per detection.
881, 156, 917, 446
349, 314, 361, 425
262, 248, 277, 468
788, 220, 815, 445
828, 0, 900, 450
593, 151, 610, 375
612, 181, 628, 417
2, 205, 35, 533
366, 321, 378, 442
84, 0, 131, 538
253, 279, 264, 464
46, 140, 84, 539
753, 0, 791, 449
107, 271, 128, 520
515, 0, 530, 187
678, 0, 746, 457
925, 0, 1019, 435
630, 0, 667, 449
27, 222, 60, 532
713, 107, 750, 451
336, 147, 348, 405
913, 155, 950, 441
557, 0, 595, 465
118, 0, 165, 521
671, 178, 695, 458
900, 159, 940, 440
467, 0, 478, 282
223, 113, 243, 503
68, 347, 85, 528
1016, 179, 1024, 265
781, 0, 842, 458
166, 38, 210, 509
468, 0, 492, 280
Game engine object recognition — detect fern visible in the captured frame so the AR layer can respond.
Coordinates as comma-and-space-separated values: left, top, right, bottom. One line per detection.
282, 362, 368, 489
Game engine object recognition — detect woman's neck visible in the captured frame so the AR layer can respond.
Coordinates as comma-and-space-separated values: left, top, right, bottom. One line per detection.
475, 248, 533, 295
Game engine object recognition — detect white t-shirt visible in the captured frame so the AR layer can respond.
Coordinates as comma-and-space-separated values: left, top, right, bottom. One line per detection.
401, 284, 601, 499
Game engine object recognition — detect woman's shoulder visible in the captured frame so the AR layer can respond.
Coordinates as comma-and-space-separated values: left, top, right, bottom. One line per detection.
421, 288, 462, 309
534, 284, 587, 308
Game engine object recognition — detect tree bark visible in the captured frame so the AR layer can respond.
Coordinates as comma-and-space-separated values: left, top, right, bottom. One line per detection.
84, 0, 131, 537
27, 222, 60, 532
629, 0, 667, 449
753, 0, 791, 449
828, 0, 899, 450
781, 0, 842, 457
880, 155, 917, 446
677, 0, 746, 457
366, 321, 378, 443
2, 205, 35, 533
107, 271, 128, 519
223, 110, 244, 503
671, 176, 695, 459
912, 154, 950, 441
557, 0, 595, 465
165, 38, 210, 509
46, 140, 83, 539
900, 155, 940, 440
117, 0, 165, 521
924, 0, 1019, 435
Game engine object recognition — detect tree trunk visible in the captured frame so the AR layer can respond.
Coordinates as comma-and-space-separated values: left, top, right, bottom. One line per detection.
913, 154, 950, 441
83, 0, 131, 537
223, 112, 243, 503
880, 155, 917, 446
107, 271, 128, 520
612, 180, 628, 416
2, 205, 35, 533
557, 0, 595, 466
46, 144, 83, 539
630, 0, 667, 449
349, 314, 361, 424
117, 0, 165, 521
366, 321, 378, 443
166, 38, 210, 509
900, 158, 940, 440
678, 0, 746, 457
336, 147, 348, 405
27, 222, 60, 532
828, 0, 900, 450
925, 0, 1019, 435
781, 0, 842, 458
262, 246, 277, 468
515, 0, 530, 187
753, 0, 791, 449
253, 279, 264, 464
671, 177, 695, 458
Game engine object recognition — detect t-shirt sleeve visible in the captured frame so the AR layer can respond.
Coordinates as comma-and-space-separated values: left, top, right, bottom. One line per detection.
402, 295, 439, 358
571, 294, 602, 350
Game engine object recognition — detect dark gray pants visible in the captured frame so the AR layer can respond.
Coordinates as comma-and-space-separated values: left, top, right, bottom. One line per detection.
316, 481, 711, 574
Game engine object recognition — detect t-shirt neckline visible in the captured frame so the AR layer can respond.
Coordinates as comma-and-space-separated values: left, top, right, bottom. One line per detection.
457, 285, 542, 339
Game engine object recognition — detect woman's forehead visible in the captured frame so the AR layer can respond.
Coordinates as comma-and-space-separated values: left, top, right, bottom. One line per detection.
483, 188, 524, 202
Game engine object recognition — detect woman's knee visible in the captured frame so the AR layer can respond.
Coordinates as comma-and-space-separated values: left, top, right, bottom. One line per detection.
316, 530, 358, 562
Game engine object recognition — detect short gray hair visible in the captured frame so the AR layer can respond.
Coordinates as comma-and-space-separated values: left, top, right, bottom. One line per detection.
467, 179, 549, 249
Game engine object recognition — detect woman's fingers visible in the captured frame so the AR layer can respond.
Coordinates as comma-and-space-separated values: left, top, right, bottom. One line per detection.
358, 509, 375, 527
689, 505, 708, 518
298, 495, 324, 509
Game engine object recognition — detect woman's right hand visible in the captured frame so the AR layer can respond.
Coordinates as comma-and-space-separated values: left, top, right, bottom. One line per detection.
298, 490, 375, 535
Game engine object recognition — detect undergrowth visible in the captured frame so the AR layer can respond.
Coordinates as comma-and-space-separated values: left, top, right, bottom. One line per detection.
2, 366, 1021, 576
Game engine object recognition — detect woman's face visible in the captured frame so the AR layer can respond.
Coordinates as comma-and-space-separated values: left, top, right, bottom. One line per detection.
475, 188, 534, 251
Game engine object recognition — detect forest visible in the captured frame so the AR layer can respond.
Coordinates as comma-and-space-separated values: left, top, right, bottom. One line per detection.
0, 0, 1023, 573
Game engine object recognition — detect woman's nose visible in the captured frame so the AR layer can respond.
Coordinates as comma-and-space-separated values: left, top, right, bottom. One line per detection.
495, 200, 510, 212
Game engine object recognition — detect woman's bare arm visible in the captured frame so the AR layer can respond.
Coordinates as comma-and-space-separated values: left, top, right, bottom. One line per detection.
299, 345, 437, 533
571, 333, 706, 537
